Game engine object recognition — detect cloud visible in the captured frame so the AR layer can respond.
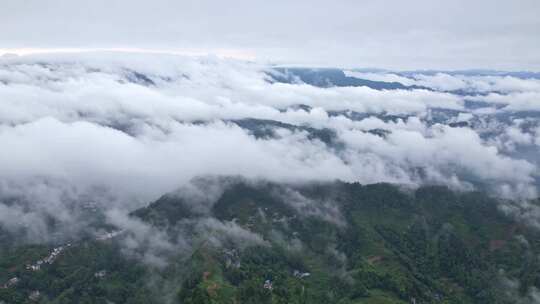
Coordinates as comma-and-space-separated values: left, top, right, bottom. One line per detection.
1, 0, 540, 70
346, 71, 540, 94
0, 53, 465, 129
499, 272, 540, 304
477, 92, 540, 112
0, 53, 538, 246
339, 122, 537, 197
105, 209, 182, 268
344, 71, 417, 86
0, 117, 354, 203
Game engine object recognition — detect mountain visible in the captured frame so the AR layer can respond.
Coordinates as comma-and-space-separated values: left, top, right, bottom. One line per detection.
2, 179, 539, 303
269, 68, 424, 90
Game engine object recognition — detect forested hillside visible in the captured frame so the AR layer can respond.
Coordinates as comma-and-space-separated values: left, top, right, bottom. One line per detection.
2, 180, 539, 303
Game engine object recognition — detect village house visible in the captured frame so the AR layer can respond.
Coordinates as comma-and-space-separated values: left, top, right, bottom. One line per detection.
263, 279, 273, 290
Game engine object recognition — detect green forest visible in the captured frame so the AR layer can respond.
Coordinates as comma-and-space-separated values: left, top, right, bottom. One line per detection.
2, 181, 539, 303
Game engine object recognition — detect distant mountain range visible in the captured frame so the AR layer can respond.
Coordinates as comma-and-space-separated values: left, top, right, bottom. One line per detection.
269, 68, 422, 90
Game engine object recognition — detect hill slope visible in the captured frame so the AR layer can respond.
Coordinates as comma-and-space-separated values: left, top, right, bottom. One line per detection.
2, 180, 540, 303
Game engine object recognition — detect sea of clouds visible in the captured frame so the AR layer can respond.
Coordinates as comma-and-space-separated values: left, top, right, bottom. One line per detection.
0, 52, 539, 243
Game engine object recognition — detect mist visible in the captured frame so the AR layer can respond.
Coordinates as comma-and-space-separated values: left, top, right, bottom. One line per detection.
0, 53, 539, 242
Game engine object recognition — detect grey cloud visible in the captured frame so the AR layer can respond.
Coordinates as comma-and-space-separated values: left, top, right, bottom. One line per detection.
1, 0, 540, 70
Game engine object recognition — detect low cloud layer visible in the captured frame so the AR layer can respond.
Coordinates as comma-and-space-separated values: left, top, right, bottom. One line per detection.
0, 53, 539, 244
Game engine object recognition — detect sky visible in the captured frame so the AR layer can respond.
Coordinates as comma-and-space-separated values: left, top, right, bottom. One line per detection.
1, 0, 540, 70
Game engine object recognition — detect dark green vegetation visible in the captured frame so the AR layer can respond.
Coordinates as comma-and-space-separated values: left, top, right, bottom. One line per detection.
230, 118, 340, 148
0, 242, 153, 303
2, 180, 540, 303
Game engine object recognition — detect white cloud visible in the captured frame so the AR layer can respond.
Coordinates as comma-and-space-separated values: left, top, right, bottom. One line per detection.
344, 71, 417, 86
478, 92, 540, 112
0, 53, 538, 242
346, 71, 540, 95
